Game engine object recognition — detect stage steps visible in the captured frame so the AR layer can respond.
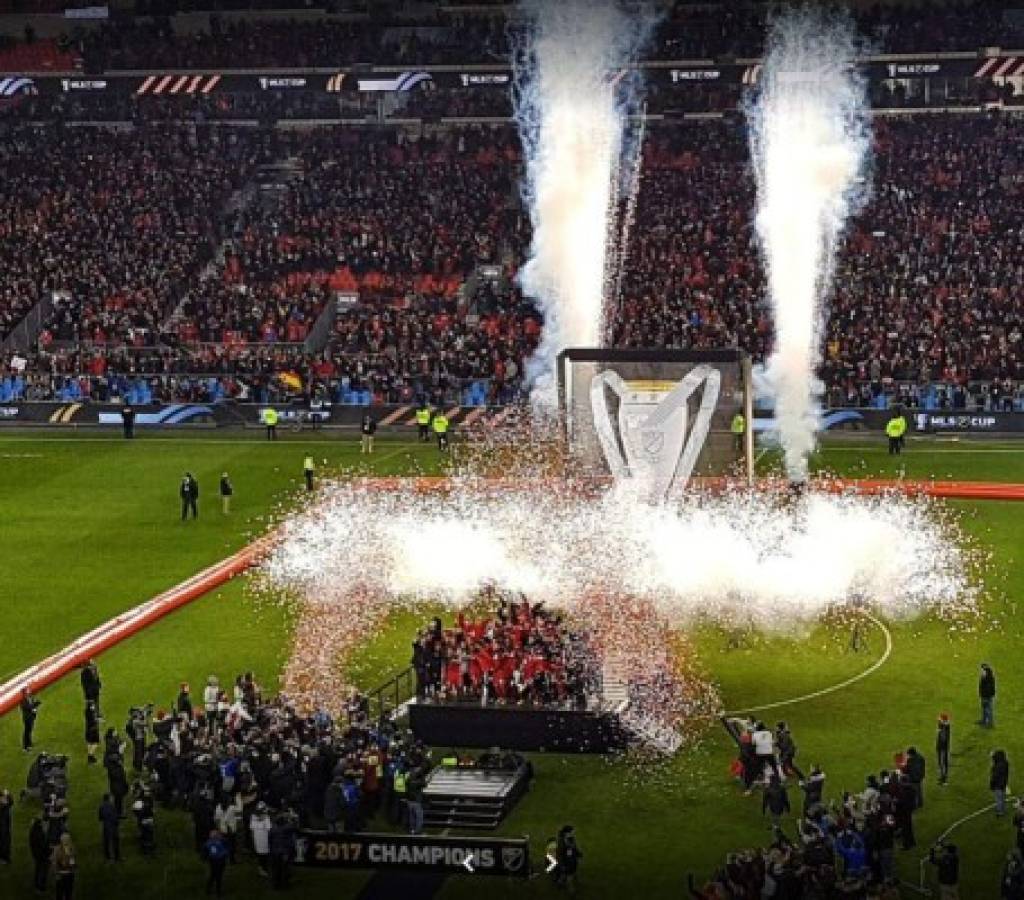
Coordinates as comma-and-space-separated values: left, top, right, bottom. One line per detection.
422, 764, 531, 831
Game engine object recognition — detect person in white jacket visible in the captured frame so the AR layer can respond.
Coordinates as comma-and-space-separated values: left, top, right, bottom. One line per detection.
203, 677, 220, 720
215, 795, 243, 863
250, 803, 273, 876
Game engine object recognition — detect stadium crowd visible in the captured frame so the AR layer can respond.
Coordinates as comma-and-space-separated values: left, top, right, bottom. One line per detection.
2, 1, 1022, 73
0, 112, 1022, 410
411, 594, 599, 707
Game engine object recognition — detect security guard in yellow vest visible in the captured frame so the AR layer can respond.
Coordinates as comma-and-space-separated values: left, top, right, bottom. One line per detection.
433, 412, 450, 451
731, 411, 746, 454
391, 769, 408, 825
263, 407, 279, 441
303, 455, 314, 492
885, 412, 907, 455
415, 405, 432, 443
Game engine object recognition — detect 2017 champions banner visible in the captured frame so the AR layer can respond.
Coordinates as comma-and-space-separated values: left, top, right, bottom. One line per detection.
292, 831, 530, 876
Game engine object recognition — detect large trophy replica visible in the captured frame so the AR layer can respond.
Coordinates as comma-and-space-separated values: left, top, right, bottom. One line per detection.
557, 349, 753, 501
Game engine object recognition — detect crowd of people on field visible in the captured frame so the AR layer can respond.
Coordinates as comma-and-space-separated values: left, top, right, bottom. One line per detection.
8, 661, 445, 896
412, 592, 600, 708
688, 664, 1020, 899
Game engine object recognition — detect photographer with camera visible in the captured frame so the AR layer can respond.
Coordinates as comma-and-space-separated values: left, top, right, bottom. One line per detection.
929, 841, 960, 900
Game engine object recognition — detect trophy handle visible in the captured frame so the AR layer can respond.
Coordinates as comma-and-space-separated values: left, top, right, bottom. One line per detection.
666, 365, 721, 490
590, 371, 630, 481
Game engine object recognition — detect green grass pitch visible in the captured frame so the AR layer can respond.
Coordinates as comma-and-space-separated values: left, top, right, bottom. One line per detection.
0, 429, 1022, 899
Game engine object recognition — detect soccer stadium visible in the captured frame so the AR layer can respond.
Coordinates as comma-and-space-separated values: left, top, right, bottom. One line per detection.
1, 1, 1024, 898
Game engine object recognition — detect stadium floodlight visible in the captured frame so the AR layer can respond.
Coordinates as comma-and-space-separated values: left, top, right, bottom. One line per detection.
557, 348, 753, 500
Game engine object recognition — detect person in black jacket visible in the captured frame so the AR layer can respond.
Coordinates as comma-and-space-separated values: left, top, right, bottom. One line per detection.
268, 815, 296, 888
928, 842, 959, 900
219, 472, 233, 515
904, 746, 926, 809
555, 824, 582, 892
180, 472, 199, 520
98, 794, 120, 862
360, 414, 377, 455
29, 816, 49, 892
937, 713, 952, 785
80, 659, 101, 719
992, 749, 1010, 817
85, 700, 101, 765
980, 663, 996, 728
762, 775, 791, 829
121, 405, 135, 439
20, 688, 40, 752
0, 789, 12, 864
104, 746, 129, 818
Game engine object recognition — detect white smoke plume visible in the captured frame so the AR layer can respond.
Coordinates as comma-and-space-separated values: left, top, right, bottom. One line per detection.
746, 9, 871, 481
262, 480, 976, 633
513, 0, 654, 406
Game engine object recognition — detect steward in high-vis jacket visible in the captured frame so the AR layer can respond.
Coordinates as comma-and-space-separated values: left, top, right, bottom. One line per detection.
886, 413, 907, 455
415, 405, 431, 442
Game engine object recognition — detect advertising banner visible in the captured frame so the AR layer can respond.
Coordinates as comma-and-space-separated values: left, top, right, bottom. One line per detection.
292, 831, 530, 877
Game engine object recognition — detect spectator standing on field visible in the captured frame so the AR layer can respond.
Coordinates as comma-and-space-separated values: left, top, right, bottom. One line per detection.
180, 472, 199, 521
992, 750, 1010, 818
29, 816, 49, 893
219, 472, 232, 515
121, 404, 135, 439
980, 663, 996, 727
98, 794, 120, 863
555, 825, 582, 893
20, 688, 40, 752
360, 414, 376, 454
53, 833, 76, 900
204, 830, 230, 896
762, 775, 791, 829
84, 700, 100, 765
904, 746, 926, 809
80, 659, 101, 718
303, 456, 314, 492
250, 802, 272, 876
937, 713, 951, 785
928, 842, 960, 900
0, 789, 12, 865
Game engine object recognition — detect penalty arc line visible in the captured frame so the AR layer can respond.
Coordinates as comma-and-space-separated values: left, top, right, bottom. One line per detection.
721, 613, 893, 717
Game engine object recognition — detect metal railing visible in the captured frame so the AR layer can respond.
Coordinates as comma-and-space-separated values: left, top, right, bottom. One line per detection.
367, 666, 416, 725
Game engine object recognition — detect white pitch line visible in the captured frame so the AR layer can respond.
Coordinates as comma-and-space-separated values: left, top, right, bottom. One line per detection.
0, 437, 428, 447
723, 613, 892, 716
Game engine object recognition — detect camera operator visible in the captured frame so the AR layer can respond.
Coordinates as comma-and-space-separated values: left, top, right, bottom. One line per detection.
125, 705, 151, 772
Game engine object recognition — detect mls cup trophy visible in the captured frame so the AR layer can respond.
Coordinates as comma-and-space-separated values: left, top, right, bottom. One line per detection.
590, 366, 721, 502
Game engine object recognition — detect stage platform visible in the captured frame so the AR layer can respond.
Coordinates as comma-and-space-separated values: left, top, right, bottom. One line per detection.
422, 762, 532, 830
408, 698, 630, 753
